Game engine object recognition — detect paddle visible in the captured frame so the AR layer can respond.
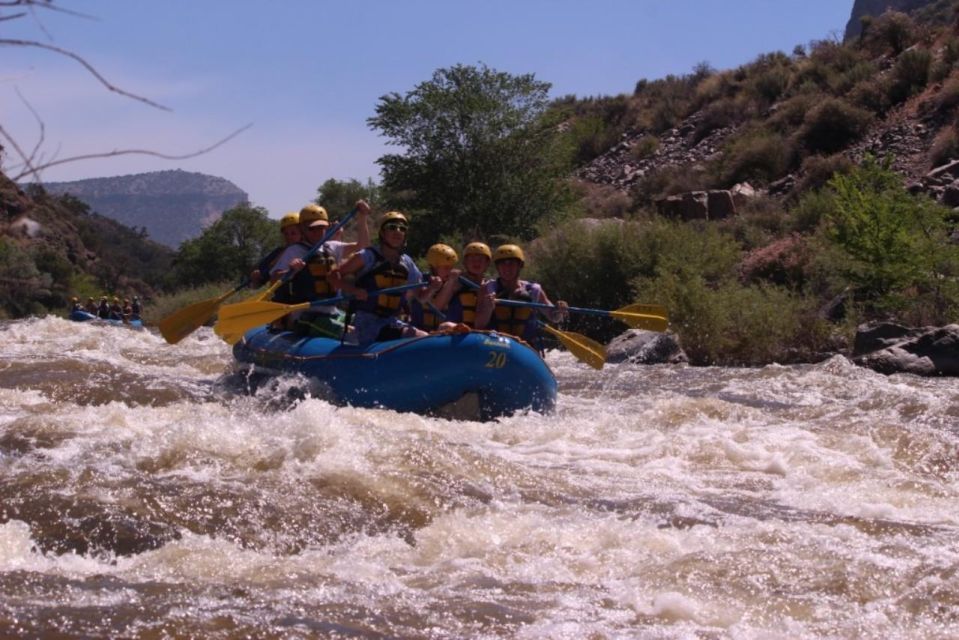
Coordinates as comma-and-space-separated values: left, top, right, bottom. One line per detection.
158, 278, 250, 345
453, 277, 607, 368
456, 276, 666, 331
537, 321, 606, 370
254, 207, 358, 303
491, 298, 668, 332
214, 281, 427, 344
158, 209, 361, 345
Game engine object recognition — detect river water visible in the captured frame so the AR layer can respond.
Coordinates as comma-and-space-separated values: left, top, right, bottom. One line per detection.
0, 315, 957, 639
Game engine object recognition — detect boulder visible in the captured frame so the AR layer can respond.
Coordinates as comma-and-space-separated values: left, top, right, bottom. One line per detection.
853, 323, 959, 376
707, 190, 737, 219
730, 182, 756, 208
927, 158, 959, 181
852, 321, 923, 356
942, 181, 959, 208
681, 192, 709, 220
606, 329, 688, 365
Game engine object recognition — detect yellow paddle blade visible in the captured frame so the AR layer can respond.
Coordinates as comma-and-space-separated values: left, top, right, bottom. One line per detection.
218, 330, 247, 346
618, 303, 668, 318
540, 324, 606, 370
255, 280, 282, 302
609, 308, 669, 332
214, 299, 310, 342
158, 288, 237, 345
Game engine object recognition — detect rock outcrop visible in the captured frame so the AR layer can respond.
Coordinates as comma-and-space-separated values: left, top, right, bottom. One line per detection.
852, 321, 959, 376
844, 0, 937, 41
606, 329, 688, 365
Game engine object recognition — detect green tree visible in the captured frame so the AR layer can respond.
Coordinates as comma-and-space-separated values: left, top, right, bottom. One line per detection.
314, 178, 381, 218
172, 205, 277, 287
817, 156, 959, 318
368, 63, 571, 254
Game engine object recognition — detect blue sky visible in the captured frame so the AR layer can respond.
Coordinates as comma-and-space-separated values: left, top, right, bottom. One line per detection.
3, 1, 852, 218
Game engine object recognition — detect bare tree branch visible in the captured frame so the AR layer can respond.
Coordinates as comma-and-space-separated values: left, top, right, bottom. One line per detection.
0, 124, 40, 180
0, 38, 171, 111
1, 122, 254, 182
0, 12, 27, 21
15, 87, 46, 163
0, 0, 93, 21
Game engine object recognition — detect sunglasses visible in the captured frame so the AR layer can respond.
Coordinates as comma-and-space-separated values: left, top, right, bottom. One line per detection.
382, 223, 408, 233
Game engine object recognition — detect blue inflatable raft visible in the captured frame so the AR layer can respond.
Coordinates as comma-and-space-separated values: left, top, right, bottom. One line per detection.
69, 309, 144, 329
233, 326, 557, 420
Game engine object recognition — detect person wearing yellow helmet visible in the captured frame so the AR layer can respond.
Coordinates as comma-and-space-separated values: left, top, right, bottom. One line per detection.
409, 243, 459, 331
474, 243, 568, 343
331, 211, 441, 344
109, 296, 123, 321
97, 296, 110, 319
69, 296, 82, 313
269, 200, 371, 337
249, 211, 303, 288
84, 297, 97, 314
432, 241, 492, 329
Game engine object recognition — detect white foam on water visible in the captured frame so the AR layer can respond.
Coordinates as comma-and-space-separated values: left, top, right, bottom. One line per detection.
2, 317, 959, 637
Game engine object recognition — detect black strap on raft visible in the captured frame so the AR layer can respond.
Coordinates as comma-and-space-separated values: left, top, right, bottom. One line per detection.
340, 301, 354, 345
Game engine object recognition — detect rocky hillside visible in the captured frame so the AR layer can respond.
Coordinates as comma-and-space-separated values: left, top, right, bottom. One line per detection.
563, 0, 959, 223
40, 169, 248, 248
0, 172, 173, 318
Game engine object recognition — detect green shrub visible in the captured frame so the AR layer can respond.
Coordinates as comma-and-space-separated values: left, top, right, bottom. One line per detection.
795, 153, 855, 193
529, 217, 740, 324
814, 156, 959, 319
632, 276, 829, 365
630, 165, 712, 205
933, 75, 959, 114
0, 238, 48, 317
887, 48, 933, 104
848, 77, 891, 114
768, 93, 822, 132
567, 114, 620, 164
717, 128, 794, 186
929, 126, 959, 168
739, 234, 810, 289
861, 11, 917, 56
830, 61, 879, 95
693, 97, 743, 142
745, 52, 793, 106
789, 189, 834, 234
797, 98, 873, 154
531, 215, 837, 365
573, 181, 633, 219
719, 195, 790, 250
630, 135, 660, 161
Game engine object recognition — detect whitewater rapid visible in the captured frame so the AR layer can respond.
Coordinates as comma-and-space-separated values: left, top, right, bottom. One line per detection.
0, 316, 956, 638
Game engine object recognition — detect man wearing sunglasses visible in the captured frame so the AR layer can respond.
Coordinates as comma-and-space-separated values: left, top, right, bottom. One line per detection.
269, 200, 371, 335
331, 211, 442, 344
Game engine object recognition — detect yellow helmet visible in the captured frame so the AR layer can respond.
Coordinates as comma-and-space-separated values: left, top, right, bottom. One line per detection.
279, 211, 300, 229
112, 296, 120, 303
70, 296, 79, 303
299, 203, 329, 227
493, 244, 525, 264
380, 211, 409, 229
463, 242, 492, 260
426, 244, 458, 269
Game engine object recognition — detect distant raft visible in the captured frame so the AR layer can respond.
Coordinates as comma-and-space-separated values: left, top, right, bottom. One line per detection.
69, 309, 144, 329
232, 326, 557, 420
